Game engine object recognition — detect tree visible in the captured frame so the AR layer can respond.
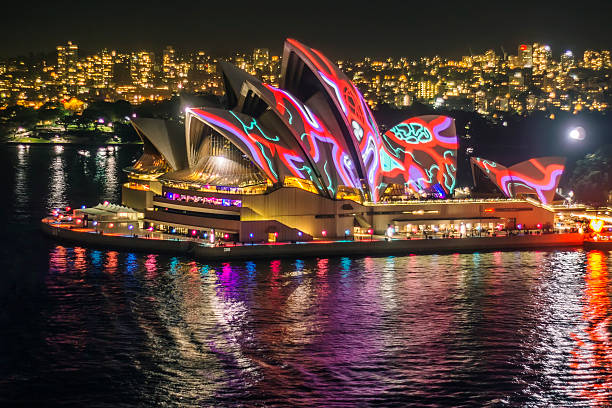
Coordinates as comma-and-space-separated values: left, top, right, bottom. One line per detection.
37, 103, 66, 124
569, 145, 612, 206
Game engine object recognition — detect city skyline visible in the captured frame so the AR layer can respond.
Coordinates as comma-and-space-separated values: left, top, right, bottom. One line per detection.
2, 38, 610, 61
1, 0, 611, 59
1, 38, 609, 120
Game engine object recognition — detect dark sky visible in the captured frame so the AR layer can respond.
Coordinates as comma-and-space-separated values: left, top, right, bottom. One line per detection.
1, 0, 610, 59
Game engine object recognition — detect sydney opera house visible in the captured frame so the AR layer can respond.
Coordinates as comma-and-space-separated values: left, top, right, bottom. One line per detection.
121, 39, 565, 243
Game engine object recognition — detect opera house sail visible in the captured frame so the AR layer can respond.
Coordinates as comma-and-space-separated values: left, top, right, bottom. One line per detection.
471, 157, 565, 204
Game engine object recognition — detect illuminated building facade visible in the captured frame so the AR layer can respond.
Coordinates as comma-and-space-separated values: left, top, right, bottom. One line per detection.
583, 50, 612, 70
518, 44, 533, 68
532, 43, 552, 74
56, 41, 79, 96
122, 39, 562, 242
130, 51, 155, 88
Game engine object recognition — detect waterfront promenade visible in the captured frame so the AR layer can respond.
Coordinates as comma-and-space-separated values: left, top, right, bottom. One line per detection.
41, 218, 585, 261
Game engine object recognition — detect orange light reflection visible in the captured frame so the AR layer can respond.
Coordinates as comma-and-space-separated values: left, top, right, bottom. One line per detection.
571, 251, 612, 406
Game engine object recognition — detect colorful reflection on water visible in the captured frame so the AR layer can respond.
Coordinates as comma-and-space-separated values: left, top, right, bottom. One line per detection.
571, 251, 612, 406
4, 245, 609, 406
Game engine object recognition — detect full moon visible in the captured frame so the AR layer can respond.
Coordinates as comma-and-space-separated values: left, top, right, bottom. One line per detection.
569, 126, 585, 141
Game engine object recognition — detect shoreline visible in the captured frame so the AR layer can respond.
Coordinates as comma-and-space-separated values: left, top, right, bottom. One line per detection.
41, 221, 586, 261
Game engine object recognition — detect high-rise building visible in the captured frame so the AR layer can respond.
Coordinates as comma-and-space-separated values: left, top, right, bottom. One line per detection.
483, 49, 497, 68
253, 48, 270, 70
583, 50, 612, 70
193, 51, 207, 71
532, 43, 551, 74
84, 49, 114, 88
162, 46, 177, 83
130, 51, 155, 88
508, 71, 525, 96
416, 79, 439, 101
56, 41, 79, 86
560, 50, 575, 71
518, 44, 532, 68
507, 55, 520, 69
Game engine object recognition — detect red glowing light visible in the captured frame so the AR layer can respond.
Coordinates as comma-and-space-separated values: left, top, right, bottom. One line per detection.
191, 230, 197, 236
537, 223, 542, 229
368, 229, 373, 235
274, 232, 278, 237
108, 223, 114, 228
322, 230, 327, 236
520, 44, 528, 51
224, 233, 229, 239
484, 208, 494, 213
65, 206, 71, 212
75, 219, 82, 224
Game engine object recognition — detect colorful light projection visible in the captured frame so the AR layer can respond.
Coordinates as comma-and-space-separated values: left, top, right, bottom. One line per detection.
381, 115, 458, 196
471, 157, 565, 204
284, 39, 384, 201
187, 108, 322, 192
218, 62, 357, 198
262, 84, 362, 197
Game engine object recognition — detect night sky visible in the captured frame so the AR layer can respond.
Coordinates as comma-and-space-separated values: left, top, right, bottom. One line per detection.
1, 0, 611, 58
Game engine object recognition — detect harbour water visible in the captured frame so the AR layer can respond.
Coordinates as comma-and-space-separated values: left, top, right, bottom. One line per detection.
1, 145, 611, 406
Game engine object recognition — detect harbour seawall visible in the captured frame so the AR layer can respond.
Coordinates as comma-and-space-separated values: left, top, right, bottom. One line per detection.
41, 221, 586, 261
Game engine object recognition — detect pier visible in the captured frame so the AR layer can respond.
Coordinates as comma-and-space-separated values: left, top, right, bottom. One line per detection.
41, 218, 585, 261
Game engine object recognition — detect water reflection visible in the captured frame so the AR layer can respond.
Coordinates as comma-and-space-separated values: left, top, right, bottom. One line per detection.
6, 204, 612, 404
47, 153, 66, 211
571, 251, 612, 406
14, 145, 29, 212
94, 146, 119, 202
